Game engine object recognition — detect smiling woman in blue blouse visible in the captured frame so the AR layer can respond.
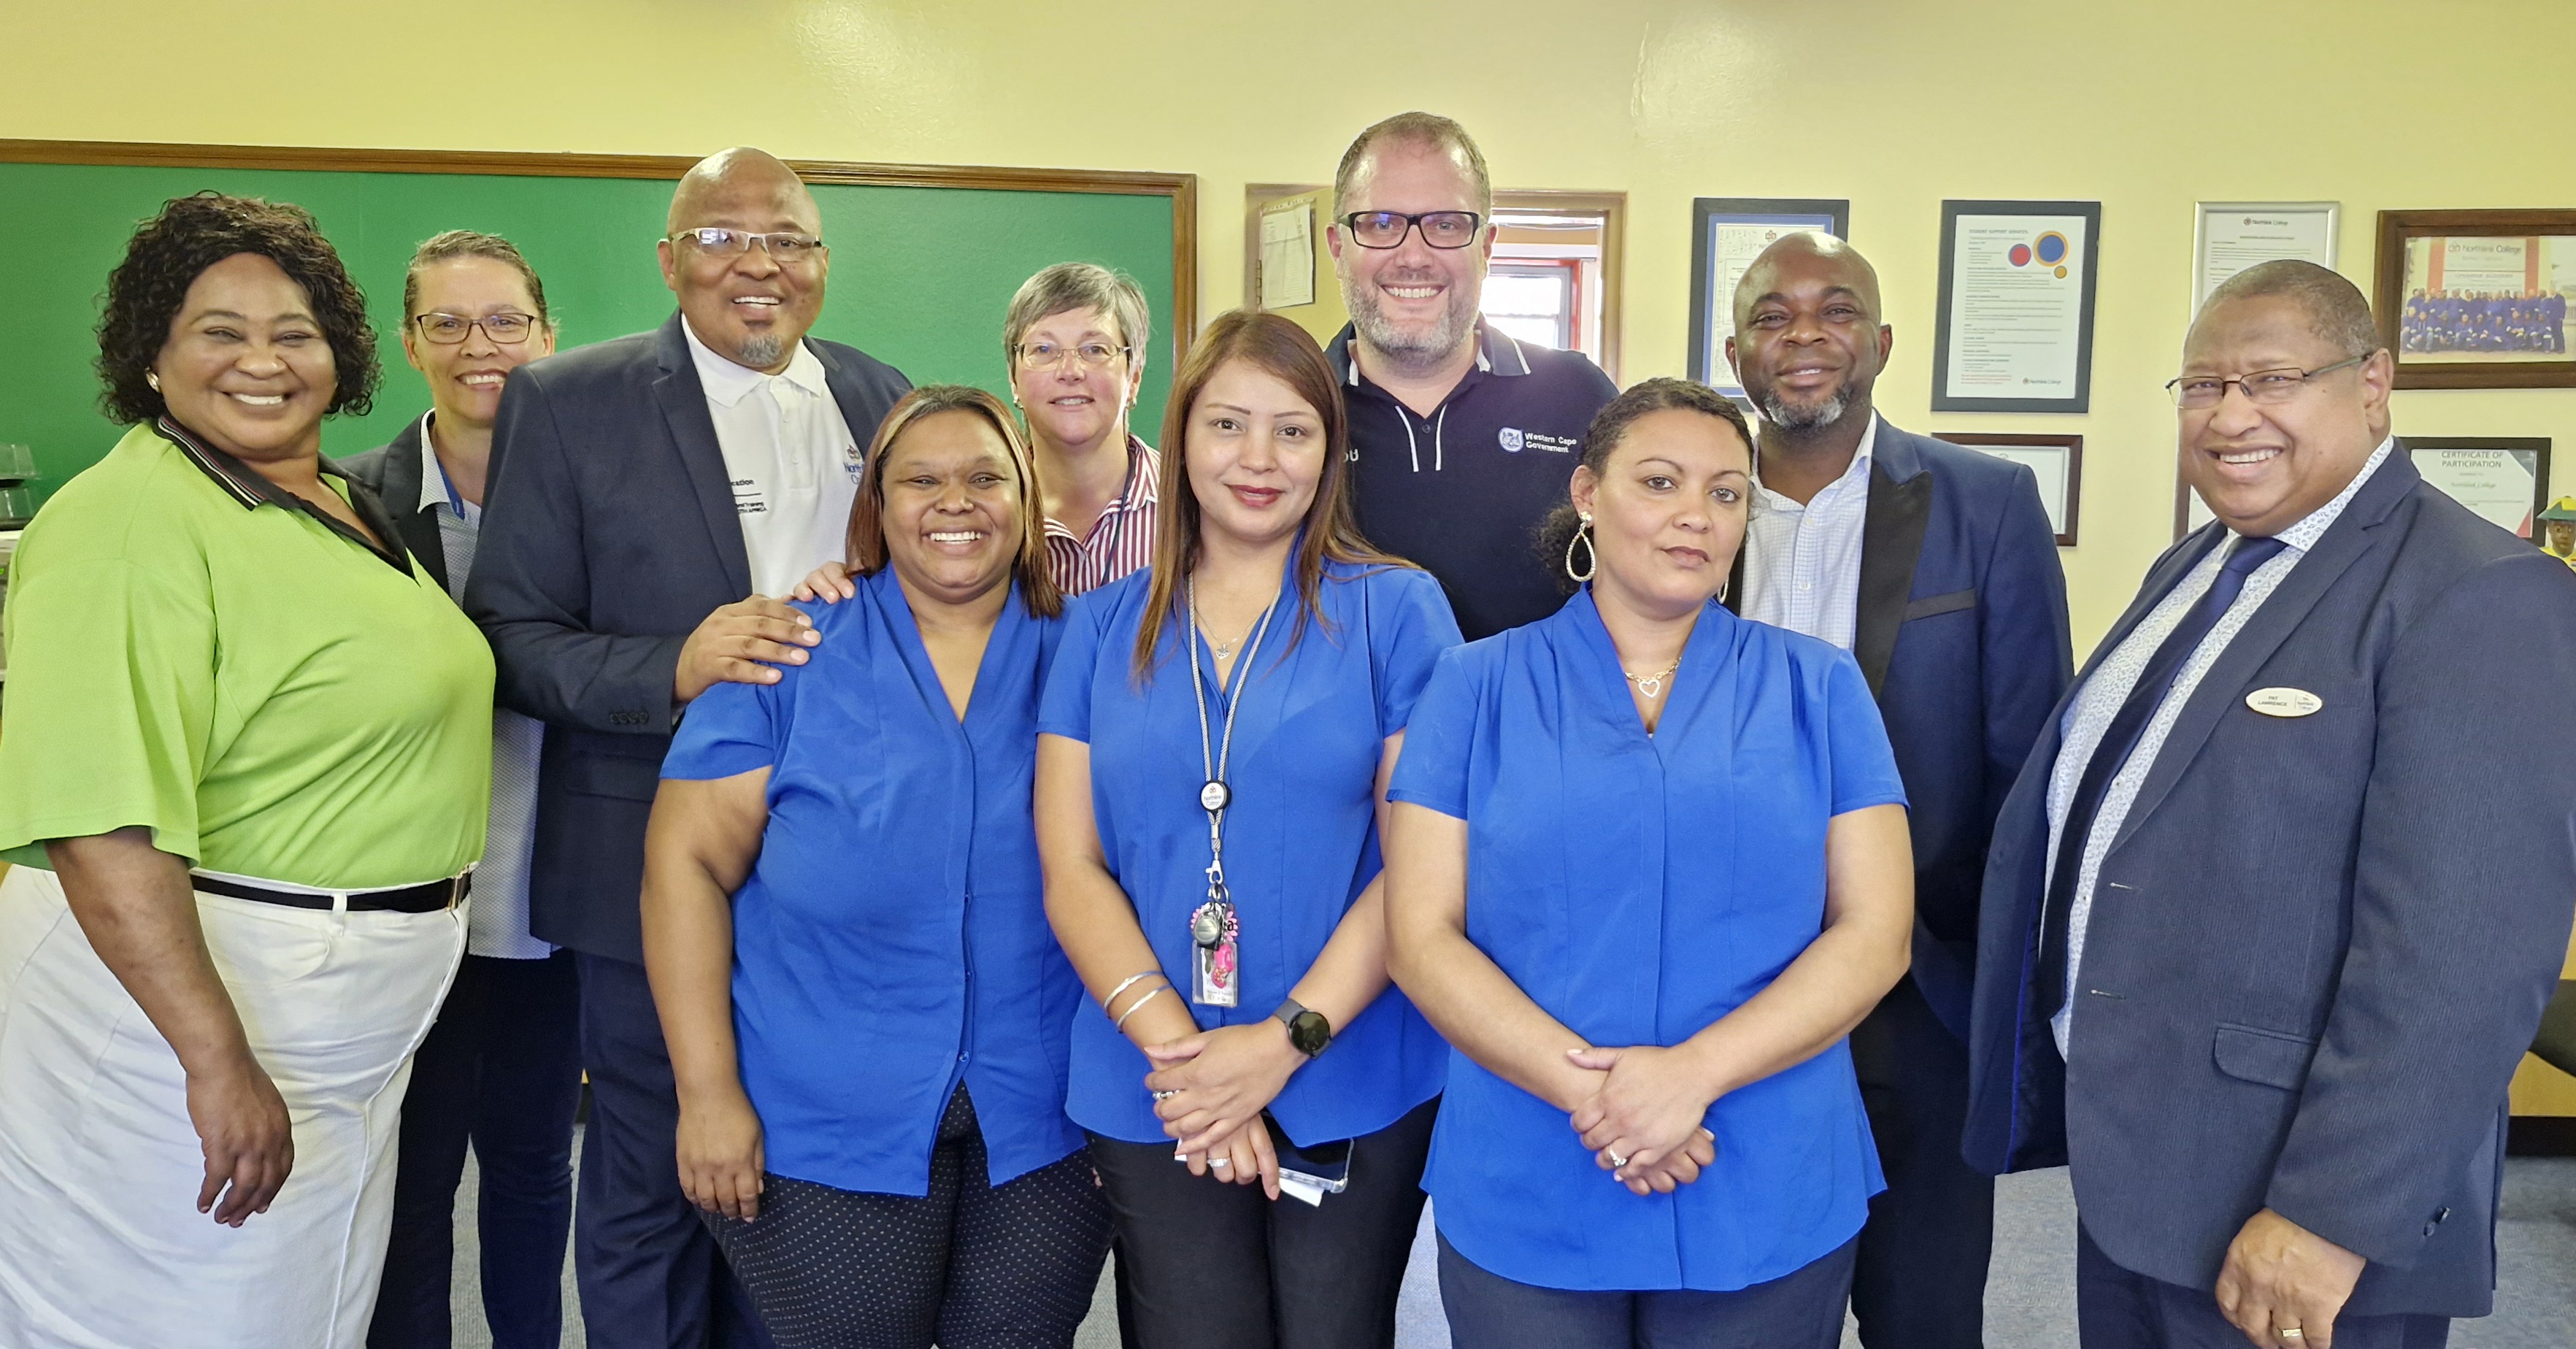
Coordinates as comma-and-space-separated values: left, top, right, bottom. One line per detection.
1383, 378, 1916, 1349
639, 385, 1105, 1349
1037, 310, 1461, 1349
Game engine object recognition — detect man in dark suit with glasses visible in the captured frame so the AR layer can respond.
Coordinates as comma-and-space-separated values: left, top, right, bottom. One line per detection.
467, 146, 909, 1349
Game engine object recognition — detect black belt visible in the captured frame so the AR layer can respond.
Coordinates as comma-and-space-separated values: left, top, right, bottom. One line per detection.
193, 872, 470, 914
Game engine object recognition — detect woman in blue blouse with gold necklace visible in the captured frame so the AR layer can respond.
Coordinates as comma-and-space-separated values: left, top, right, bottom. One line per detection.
1037, 310, 1460, 1349
1384, 379, 1915, 1348
641, 385, 1105, 1349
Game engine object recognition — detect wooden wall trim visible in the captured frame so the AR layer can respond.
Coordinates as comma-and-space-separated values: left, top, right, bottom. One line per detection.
0, 138, 1200, 364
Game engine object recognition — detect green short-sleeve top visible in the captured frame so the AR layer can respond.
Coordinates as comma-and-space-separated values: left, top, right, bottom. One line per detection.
0, 420, 493, 888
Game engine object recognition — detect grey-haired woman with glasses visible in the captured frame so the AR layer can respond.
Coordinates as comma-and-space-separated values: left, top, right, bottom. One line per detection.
798, 261, 1158, 602
337, 229, 577, 1349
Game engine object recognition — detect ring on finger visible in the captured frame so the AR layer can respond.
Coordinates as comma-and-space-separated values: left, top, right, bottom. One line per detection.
1606, 1150, 1629, 1169
1152, 1089, 1179, 1102
2279, 1331, 2303, 1342
1210, 1157, 1231, 1168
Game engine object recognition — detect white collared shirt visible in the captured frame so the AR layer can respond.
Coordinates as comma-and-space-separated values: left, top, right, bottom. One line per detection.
682, 320, 867, 597
418, 417, 550, 959
2046, 437, 2396, 1053
1742, 413, 1880, 650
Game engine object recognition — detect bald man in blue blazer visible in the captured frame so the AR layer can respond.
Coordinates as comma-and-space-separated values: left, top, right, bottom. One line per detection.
1726, 232, 2073, 1349
1966, 261, 2576, 1349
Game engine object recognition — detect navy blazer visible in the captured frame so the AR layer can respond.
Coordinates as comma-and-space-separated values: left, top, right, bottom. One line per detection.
1963, 446, 2576, 1317
336, 415, 446, 588
462, 314, 910, 962
1731, 422, 2072, 1037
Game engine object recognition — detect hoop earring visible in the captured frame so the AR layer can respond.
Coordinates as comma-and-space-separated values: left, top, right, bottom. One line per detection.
1564, 514, 1596, 583
146, 372, 161, 391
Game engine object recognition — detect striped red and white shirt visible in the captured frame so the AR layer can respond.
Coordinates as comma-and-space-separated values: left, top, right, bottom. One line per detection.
1043, 437, 1159, 596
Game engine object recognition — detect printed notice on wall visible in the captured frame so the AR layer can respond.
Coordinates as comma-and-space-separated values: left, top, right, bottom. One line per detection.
1943, 214, 2089, 404
1259, 201, 1315, 310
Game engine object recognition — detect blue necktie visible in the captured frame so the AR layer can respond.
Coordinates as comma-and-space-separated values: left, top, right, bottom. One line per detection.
2034, 534, 2288, 1019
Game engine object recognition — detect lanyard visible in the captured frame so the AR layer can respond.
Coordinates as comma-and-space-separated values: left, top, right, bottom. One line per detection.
1183, 572, 1280, 1007
1186, 572, 1281, 904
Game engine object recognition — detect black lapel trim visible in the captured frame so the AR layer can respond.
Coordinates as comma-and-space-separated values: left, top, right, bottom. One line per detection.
159, 417, 413, 576
1853, 460, 1933, 696
387, 418, 449, 587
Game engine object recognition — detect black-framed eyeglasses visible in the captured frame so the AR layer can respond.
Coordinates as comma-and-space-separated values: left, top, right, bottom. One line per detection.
666, 228, 826, 264
1015, 339, 1131, 371
412, 312, 542, 345
2165, 354, 2369, 409
1339, 210, 1485, 250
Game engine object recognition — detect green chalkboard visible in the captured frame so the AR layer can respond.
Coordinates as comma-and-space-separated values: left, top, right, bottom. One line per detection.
0, 143, 1194, 512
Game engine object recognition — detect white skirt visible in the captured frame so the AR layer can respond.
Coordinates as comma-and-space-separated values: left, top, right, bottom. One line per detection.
0, 864, 466, 1349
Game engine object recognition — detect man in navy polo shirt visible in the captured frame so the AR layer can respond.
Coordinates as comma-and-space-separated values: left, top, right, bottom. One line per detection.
1326, 111, 1618, 640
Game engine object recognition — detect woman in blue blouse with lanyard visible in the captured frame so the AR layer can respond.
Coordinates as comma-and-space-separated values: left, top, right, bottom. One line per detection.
640, 385, 1107, 1349
1037, 309, 1461, 1349
1383, 378, 1915, 1348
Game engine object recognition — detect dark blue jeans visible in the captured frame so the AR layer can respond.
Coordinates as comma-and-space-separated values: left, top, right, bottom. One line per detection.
1437, 1231, 1856, 1349
369, 951, 583, 1349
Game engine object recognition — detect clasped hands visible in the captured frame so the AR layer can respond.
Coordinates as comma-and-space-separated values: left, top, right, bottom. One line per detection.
1141, 1021, 1307, 1200
1562, 1043, 1720, 1197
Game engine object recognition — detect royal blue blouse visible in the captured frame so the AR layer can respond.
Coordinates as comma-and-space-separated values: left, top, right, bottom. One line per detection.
1039, 558, 1461, 1145
660, 567, 1082, 1196
1387, 590, 1907, 1292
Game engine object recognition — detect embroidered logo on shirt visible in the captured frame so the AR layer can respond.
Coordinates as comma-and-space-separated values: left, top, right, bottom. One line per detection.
1499, 427, 1526, 453
1519, 430, 1577, 454
842, 439, 864, 484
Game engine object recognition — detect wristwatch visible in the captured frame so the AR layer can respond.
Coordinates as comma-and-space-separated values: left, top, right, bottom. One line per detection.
1273, 998, 1333, 1058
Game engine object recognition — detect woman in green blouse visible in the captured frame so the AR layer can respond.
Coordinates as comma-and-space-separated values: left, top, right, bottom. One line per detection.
0, 192, 494, 1349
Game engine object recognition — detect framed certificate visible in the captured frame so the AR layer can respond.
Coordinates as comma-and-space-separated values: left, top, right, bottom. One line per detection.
1932, 200, 2102, 414
2373, 210, 2576, 390
1942, 433, 2082, 547
1687, 197, 1850, 396
2194, 201, 2339, 315
2407, 437, 2550, 539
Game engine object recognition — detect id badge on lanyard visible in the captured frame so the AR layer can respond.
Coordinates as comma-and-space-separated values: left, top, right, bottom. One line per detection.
1186, 577, 1277, 1008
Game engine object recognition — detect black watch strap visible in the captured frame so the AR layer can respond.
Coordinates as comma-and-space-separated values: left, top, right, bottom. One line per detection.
1273, 998, 1333, 1058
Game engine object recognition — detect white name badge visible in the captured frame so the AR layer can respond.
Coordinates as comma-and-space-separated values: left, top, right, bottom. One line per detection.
2246, 687, 2324, 718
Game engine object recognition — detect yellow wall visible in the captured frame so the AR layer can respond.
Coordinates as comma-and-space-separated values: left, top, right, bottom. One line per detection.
7, 0, 2575, 652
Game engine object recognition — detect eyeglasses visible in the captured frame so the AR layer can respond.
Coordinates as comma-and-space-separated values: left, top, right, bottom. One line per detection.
667, 228, 826, 264
1339, 210, 1485, 250
1015, 339, 1131, 371
2165, 354, 2369, 409
412, 312, 542, 345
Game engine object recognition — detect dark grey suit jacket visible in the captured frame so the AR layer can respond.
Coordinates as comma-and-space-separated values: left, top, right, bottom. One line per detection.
461, 314, 910, 962
335, 415, 447, 588
1964, 444, 2576, 1317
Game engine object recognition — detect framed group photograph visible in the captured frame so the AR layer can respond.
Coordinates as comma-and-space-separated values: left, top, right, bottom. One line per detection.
2373, 209, 2576, 389
1686, 197, 1850, 397
1942, 433, 2082, 546
2175, 436, 2552, 542
1931, 200, 2103, 414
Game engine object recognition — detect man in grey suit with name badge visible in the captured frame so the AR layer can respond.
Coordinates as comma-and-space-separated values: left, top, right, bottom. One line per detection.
1965, 260, 2576, 1349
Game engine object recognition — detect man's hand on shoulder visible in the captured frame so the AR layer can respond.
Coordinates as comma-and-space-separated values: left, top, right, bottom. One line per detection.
674, 597, 820, 704
2215, 1207, 2367, 1348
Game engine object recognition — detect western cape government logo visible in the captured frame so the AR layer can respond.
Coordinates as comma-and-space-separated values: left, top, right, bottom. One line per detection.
1499, 426, 1579, 454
